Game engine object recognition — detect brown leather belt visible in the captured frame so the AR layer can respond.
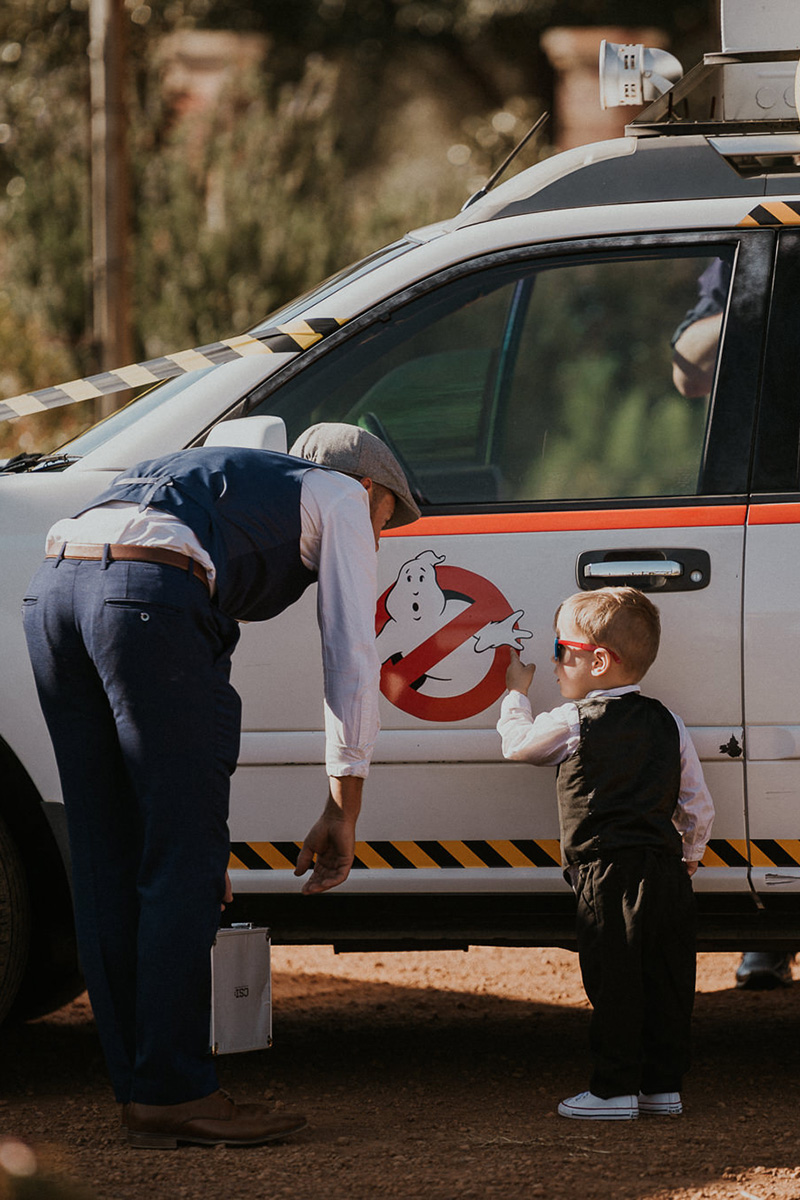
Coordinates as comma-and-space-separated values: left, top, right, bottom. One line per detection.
46, 543, 211, 591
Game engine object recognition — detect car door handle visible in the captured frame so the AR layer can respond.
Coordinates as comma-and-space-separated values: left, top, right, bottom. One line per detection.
584, 559, 683, 579
576, 548, 710, 593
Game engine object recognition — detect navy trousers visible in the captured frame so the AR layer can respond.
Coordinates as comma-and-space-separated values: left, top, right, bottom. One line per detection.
573, 849, 697, 1099
23, 554, 241, 1105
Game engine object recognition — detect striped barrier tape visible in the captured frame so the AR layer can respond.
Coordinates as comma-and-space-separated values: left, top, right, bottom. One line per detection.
229, 837, 793, 872
0, 316, 347, 423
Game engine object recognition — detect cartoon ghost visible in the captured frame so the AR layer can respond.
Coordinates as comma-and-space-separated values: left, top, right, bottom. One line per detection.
376, 550, 531, 699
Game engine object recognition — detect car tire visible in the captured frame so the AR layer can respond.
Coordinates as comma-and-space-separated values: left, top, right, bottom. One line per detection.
0, 810, 31, 1026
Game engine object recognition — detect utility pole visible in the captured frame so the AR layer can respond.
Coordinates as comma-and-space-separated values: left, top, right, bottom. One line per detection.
89, 0, 132, 417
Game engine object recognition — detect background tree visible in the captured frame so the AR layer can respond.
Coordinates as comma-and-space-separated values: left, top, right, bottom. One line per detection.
0, 0, 713, 456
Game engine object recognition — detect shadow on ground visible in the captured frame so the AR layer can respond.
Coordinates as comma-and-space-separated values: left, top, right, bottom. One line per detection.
1, 958, 800, 1199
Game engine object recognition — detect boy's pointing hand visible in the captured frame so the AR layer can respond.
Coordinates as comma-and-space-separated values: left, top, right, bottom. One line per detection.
506, 649, 536, 696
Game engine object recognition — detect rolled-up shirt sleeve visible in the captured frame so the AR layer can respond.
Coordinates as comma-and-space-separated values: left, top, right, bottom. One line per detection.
301, 471, 381, 779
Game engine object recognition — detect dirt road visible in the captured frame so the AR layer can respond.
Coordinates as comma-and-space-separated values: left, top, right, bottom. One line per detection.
2, 947, 800, 1200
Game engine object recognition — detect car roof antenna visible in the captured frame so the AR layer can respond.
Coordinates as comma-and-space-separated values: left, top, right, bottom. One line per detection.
461, 110, 550, 211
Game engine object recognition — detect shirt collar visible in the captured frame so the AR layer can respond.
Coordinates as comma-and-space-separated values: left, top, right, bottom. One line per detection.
585, 684, 641, 700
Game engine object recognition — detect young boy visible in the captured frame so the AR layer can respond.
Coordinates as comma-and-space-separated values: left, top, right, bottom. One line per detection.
497, 587, 714, 1121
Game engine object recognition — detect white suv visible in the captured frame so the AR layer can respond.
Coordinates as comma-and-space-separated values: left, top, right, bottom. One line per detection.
3, 15, 800, 1022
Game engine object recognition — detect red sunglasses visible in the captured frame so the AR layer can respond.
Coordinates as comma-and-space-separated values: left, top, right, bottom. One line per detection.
554, 637, 621, 664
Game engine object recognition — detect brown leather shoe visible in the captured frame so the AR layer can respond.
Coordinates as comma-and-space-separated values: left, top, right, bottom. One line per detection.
125, 1089, 307, 1148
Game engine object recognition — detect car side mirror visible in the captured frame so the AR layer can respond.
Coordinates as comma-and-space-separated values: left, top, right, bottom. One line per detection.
204, 416, 288, 454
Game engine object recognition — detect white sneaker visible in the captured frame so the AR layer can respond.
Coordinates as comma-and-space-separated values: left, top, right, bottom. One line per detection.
557, 1091, 638, 1120
638, 1091, 682, 1115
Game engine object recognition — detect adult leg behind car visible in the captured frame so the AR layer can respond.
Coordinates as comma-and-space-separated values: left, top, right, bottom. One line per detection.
23, 554, 305, 1146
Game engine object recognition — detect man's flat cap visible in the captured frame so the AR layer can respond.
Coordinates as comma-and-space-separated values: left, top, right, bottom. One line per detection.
290, 422, 420, 529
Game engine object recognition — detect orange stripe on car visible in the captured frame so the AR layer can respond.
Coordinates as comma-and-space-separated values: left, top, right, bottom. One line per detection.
748, 502, 800, 525
384, 504, 747, 538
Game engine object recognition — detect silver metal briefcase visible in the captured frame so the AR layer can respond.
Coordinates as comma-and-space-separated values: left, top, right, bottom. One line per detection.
210, 924, 272, 1055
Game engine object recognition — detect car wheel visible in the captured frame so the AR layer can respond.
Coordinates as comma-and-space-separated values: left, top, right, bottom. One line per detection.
0, 811, 31, 1025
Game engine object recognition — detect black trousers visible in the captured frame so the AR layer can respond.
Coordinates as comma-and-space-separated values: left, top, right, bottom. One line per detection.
572, 848, 697, 1098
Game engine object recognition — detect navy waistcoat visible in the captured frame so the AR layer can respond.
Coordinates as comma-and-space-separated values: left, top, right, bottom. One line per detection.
75, 446, 321, 621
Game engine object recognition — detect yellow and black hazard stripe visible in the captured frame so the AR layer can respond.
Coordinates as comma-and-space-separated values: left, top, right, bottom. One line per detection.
0, 316, 347, 423
749, 839, 800, 868
699, 840, 800, 868
740, 200, 800, 227
231, 839, 562, 871
229, 838, 766, 871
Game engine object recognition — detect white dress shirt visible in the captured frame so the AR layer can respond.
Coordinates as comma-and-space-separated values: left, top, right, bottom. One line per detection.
45, 468, 380, 780
497, 684, 714, 863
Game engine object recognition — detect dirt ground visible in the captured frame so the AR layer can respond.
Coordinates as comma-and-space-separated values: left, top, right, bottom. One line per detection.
2, 946, 800, 1200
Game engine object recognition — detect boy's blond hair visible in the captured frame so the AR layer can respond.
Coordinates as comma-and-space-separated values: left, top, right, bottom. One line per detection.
555, 587, 661, 680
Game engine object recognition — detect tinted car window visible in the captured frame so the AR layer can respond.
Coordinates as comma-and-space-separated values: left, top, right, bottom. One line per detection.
253, 246, 734, 505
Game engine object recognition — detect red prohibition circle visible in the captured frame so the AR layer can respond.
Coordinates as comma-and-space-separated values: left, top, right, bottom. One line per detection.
375, 564, 515, 723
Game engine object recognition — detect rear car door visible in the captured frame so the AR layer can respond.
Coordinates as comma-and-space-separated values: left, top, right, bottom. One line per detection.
231, 230, 771, 904
744, 227, 800, 905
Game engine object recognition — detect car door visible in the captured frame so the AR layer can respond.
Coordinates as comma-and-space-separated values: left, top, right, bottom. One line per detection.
229, 230, 771, 900
744, 226, 800, 901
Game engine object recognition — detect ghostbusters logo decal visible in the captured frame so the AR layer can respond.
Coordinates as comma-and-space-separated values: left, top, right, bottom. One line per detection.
375, 550, 531, 722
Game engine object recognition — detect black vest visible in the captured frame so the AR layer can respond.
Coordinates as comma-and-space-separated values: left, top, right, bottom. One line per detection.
556, 692, 682, 866
76, 447, 320, 622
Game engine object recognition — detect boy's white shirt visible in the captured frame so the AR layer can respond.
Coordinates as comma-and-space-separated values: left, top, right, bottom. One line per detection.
497, 683, 714, 863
